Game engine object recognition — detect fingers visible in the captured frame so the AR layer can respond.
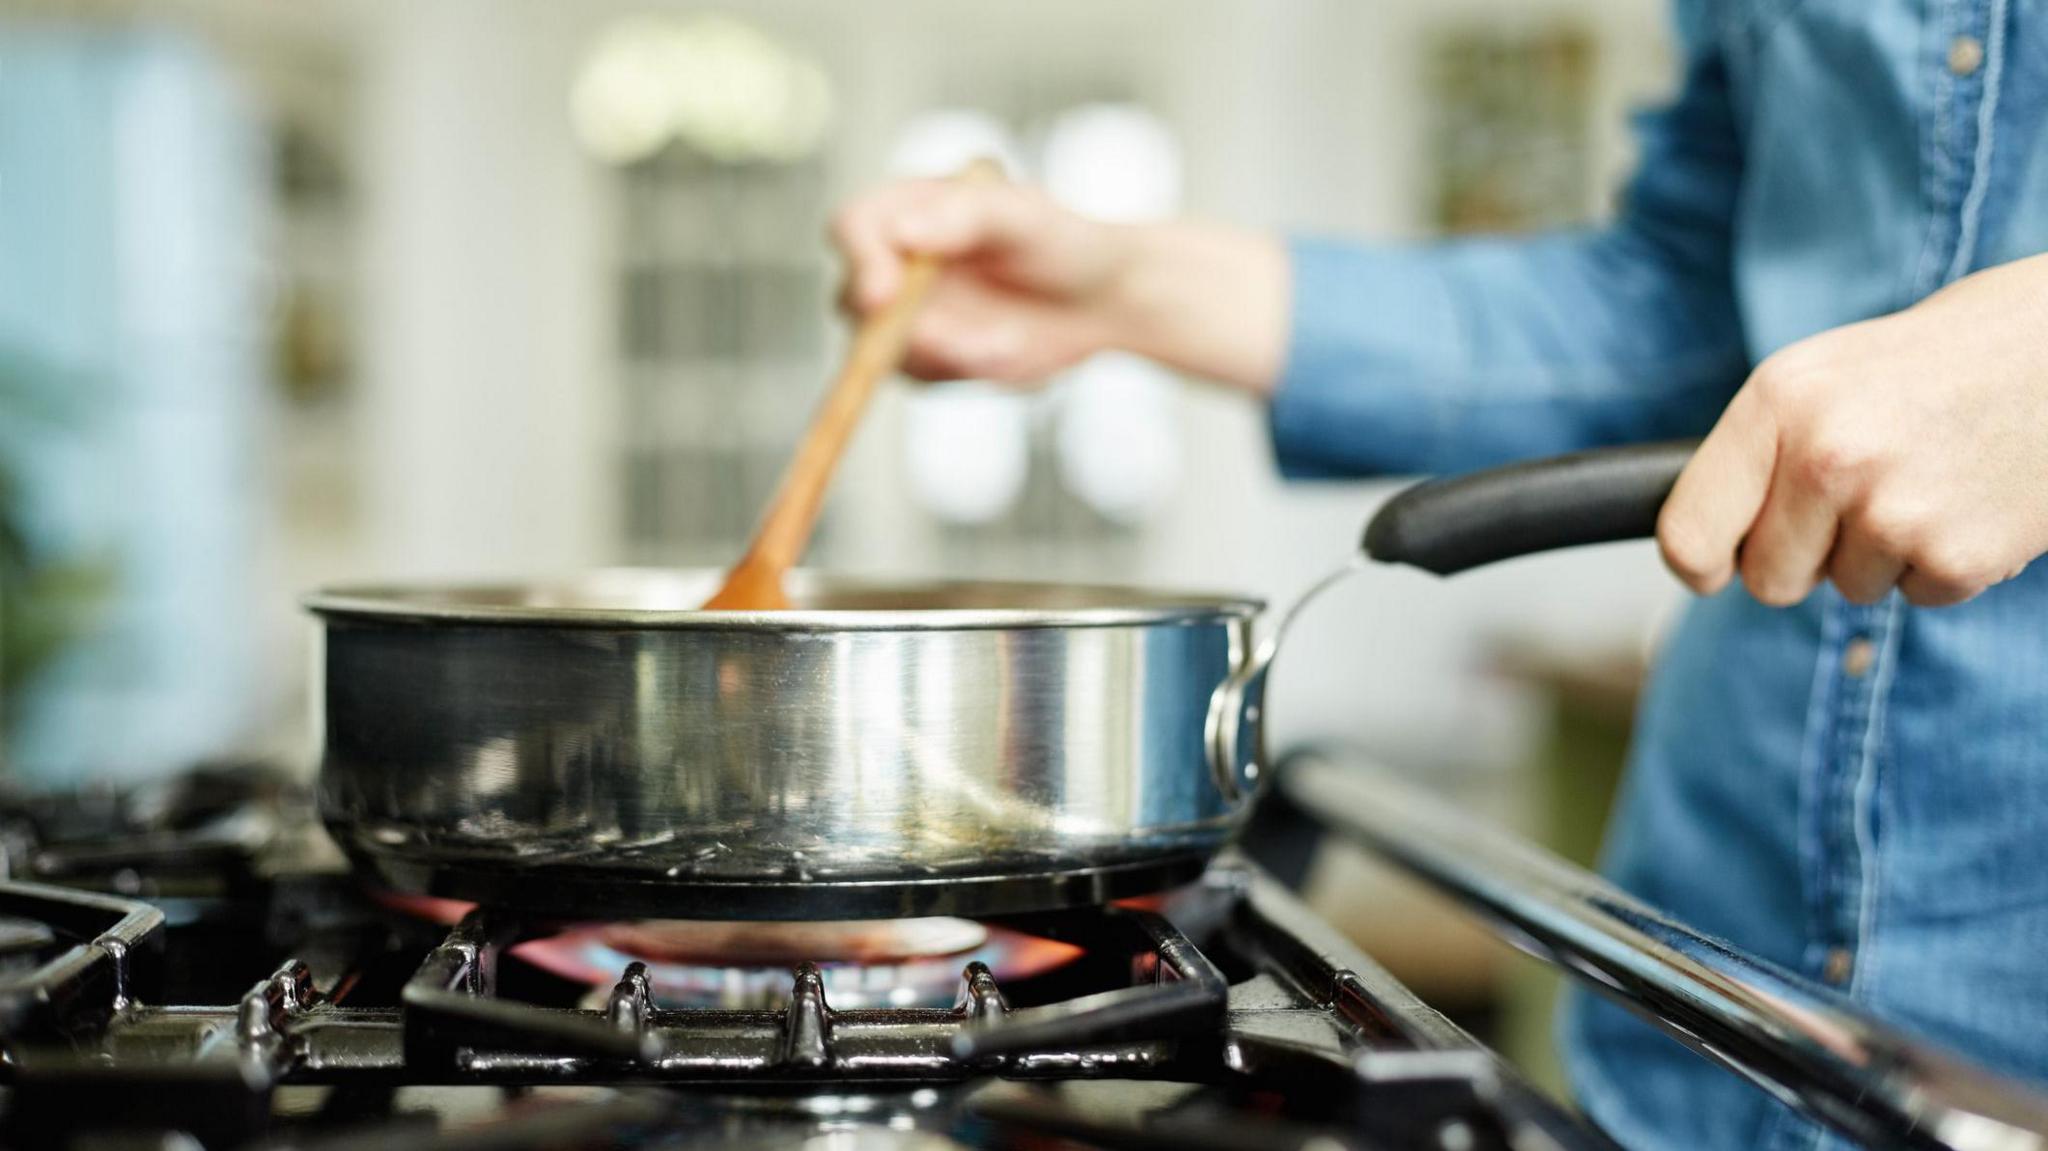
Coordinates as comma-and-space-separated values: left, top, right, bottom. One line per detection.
1737, 468, 1840, 606
831, 198, 908, 314
1895, 544, 2012, 606
1661, 387, 1965, 608
898, 290, 1021, 382
831, 181, 1042, 314
889, 181, 1040, 257
1658, 386, 1780, 595
1825, 524, 1906, 605
1898, 567, 1982, 607
895, 274, 1096, 385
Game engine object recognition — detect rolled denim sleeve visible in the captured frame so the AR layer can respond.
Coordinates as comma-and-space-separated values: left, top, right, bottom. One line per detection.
1271, 4, 1749, 478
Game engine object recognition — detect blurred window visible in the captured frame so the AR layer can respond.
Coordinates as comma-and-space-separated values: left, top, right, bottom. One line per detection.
616, 150, 832, 560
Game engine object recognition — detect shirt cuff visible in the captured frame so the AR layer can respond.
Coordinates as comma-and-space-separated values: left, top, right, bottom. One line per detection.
1268, 236, 1459, 479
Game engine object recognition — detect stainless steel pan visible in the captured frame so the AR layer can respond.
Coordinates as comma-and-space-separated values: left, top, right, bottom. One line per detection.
308, 440, 1696, 919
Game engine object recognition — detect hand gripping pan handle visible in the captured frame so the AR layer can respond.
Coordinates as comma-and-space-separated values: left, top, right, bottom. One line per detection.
1364, 439, 1699, 575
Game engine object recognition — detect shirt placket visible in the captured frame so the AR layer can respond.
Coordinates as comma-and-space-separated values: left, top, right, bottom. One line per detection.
1802, 600, 1899, 989
1768, 594, 1903, 1151
1765, 7, 2005, 1149
1918, 0, 2002, 295
1795, 0, 1996, 1019
1818, 0, 1990, 974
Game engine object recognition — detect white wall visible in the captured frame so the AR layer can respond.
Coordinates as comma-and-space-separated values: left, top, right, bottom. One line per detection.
353, 0, 614, 580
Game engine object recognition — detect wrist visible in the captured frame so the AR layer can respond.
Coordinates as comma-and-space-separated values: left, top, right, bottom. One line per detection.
1097, 222, 1177, 355
1100, 222, 1288, 394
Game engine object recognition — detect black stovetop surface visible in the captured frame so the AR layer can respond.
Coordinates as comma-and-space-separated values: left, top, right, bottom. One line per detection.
0, 766, 1612, 1151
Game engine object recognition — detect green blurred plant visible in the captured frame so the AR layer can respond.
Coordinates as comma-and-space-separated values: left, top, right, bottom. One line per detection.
0, 348, 115, 724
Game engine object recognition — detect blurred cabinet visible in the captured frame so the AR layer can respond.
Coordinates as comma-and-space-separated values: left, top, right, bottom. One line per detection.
0, 30, 265, 782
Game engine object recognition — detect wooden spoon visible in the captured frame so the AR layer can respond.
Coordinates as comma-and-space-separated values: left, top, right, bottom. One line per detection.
703, 158, 1004, 611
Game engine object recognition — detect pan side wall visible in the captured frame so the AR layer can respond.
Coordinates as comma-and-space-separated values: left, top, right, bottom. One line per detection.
316, 617, 1251, 888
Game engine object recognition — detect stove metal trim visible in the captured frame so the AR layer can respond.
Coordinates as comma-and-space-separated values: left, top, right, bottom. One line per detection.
0, 880, 165, 1041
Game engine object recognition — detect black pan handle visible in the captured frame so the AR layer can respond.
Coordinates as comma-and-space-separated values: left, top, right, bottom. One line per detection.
1363, 439, 1700, 576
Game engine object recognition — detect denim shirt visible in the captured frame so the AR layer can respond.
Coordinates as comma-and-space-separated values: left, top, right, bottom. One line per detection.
1271, 3, 2048, 1148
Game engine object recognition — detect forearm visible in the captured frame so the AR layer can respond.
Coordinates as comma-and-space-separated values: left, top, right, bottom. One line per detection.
1261, 225, 1757, 480
1253, 13, 1746, 478
1103, 222, 1291, 395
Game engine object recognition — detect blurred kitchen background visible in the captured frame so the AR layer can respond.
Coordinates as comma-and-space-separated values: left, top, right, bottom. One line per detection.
0, 0, 1682, 1087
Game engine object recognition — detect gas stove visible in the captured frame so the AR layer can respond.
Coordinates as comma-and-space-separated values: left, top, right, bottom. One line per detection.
13, 759, 2048, 1151
0, 765, 1605, 1151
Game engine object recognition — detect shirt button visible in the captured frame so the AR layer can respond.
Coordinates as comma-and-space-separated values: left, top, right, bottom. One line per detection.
1842, 637, 1876, 678
1823, 947, 1855, 986
1949, 35, 1985, 77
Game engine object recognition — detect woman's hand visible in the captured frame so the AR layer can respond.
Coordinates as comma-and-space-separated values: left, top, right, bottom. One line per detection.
831, 178, 1288, 392
1659, 253, 2048, 607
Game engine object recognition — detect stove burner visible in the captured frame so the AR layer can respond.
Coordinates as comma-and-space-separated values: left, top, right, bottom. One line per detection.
516, 918, 1081, 1010
369, 889, 474, 924
590, 918, 992, 965
369, 890, 1083, 1010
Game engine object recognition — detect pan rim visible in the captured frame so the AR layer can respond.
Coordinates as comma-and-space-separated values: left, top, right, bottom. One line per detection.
304, 567, 1264, 632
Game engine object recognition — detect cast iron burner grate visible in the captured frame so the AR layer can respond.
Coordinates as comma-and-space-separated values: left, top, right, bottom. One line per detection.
0, 849, 1611, 1151
397, 902, 1226, 1078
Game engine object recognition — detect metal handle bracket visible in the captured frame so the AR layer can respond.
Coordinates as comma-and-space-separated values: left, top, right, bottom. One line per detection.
1205, 560, 1364, 804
